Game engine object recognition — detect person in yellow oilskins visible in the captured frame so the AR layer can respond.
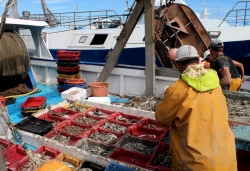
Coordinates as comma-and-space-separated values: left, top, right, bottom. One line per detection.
155, 45, 237, 171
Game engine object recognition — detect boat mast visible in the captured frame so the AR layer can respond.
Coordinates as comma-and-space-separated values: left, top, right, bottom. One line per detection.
40, 0, 60, 27
8, 0, 19, 19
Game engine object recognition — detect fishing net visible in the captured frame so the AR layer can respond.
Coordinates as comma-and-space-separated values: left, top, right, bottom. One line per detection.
0, 30, 30, 95
0, 30, 30, 84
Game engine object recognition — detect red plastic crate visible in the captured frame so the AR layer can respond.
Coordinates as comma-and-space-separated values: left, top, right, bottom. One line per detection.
57, 77, 67, 83
127, 125, 168, 142
88, 127, 124, 145
45, 130, 82, 146
56, 51, 80, 61
58, 88, 65, 92
108, 112, 144, 126
57, 50, 80, 56
99, 119, 132, 134
86, 107, 118, 119
56, 55, 80, 61
0, 138, 14, 153
70, 113, 104, 127
109, 148, 151, 168
147, 142, 172, 171
54, 120, 92, 137
137, 118, 169, 131
37, 113, 68, 124
50, 107, 81, 117
35, 145, 61, 159
237, 149, 250, 171
21, 96, 46, 110
3, 145, 28, 169
57, 66, 80, 72
14, 146, 61, 171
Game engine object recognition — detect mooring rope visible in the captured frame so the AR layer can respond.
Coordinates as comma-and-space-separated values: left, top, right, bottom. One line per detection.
0, 0, 12, 39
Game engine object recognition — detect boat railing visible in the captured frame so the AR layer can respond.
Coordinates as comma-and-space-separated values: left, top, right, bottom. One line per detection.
219, 1, 250, 27
28, 10, 128, 29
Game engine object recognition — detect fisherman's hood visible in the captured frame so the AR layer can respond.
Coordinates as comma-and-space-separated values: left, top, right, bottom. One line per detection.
181, 64, 219, 92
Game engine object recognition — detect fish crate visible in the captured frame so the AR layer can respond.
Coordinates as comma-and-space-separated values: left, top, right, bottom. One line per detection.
57, 84, 65, 91
35, 145, 61, 159
147, 142, 172, 171
108, 112, 144, 126
50, 107, 81, 117
3, 144, 28, 170
15, 116, 53, 136
73, 100, 92, 111
54, 120, 92, 138
58, 88, 65, 93
37, 113, 68, 125
79, 161, 106, 171
21, 96, 46, 111
109, 148, 151, 168
61, 87, 88, 101
116, 135, 158, 156
65, 82, 86, 90
57, 60, 79, 67
58, 73, 80, 79
0, 138, 14, 153
56, 50, 81, 61
86, 107, 118, 119
57, 65, 80, 72
237, 149, 250, 171
127, 125, 168, 142
137, 118, 170, 131
21, 102, 47, 117
105, 162, 138, 171
14, 145, 62, 171
57, 77, 67, 83
161, 131, 171, 144
88, 127, 124, 146
75, 138, 116, 157
45, 129, 82, 146
5, 97, 16, 106
56, 153, 83, 171
57, 69, 79, 75
70, 112, 104, 127
98, 119, 132, 135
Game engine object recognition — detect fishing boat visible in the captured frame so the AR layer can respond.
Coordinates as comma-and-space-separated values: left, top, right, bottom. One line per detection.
33, 0, 250, 76
0, 0, 249, 170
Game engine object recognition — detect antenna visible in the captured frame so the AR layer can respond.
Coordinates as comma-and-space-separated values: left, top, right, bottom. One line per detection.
202, 4, 211, 19
217, 5, 220, 19
125, 0, 131, 11
74, 4, 78, 29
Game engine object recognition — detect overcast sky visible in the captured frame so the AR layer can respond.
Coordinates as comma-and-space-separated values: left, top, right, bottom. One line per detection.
0, 0, 243, 20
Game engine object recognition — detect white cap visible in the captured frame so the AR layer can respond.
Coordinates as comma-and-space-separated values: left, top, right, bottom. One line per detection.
175, 45, 199, 61
202, 50, 210, 62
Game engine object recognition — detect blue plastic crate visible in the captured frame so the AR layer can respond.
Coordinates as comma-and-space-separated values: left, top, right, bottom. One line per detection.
105, 162, 138, 171
65, 82, 86, 90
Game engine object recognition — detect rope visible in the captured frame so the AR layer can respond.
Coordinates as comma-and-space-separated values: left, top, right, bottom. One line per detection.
4, 87, 39, 99
0, 0, 12, 38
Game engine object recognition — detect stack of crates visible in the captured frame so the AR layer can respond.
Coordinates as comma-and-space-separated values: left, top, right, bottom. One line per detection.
56, 50, 81, 92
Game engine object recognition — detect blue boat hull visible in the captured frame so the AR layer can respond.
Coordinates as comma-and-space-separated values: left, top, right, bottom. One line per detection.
49, 39, 250, 75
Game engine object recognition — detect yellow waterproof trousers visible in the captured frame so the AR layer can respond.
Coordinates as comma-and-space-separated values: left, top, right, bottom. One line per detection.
229, 77, 242, 91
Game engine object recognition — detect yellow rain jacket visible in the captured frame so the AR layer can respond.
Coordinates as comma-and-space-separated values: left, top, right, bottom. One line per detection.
155, 65, 237, 171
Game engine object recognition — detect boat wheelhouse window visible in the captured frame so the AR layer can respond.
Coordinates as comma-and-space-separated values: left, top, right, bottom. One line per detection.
143, 37, 145, 41
90, 34, 108, 45
79, 36, 87, 43
208, 31, 221, 39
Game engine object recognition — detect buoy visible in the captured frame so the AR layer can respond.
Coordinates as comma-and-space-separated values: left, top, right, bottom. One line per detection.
37, 160, 71, 171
